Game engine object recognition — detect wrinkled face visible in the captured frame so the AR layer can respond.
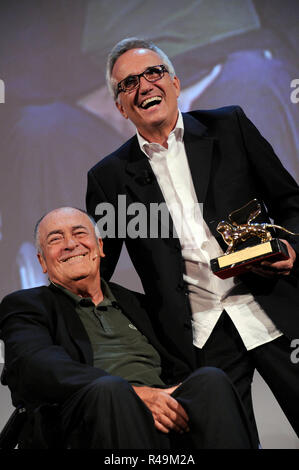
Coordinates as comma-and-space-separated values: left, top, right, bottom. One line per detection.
112, 49, 180, 138
37, 208, 104, 287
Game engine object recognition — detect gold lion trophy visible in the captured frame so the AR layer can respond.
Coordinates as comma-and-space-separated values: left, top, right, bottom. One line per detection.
210, 199, 298, 279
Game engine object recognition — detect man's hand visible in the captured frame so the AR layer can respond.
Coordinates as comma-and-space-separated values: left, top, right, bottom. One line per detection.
249, 239, 296, 277
132, 384, 189, 434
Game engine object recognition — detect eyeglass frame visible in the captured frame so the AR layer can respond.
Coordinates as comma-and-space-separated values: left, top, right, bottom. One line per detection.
115, 64, 169, 98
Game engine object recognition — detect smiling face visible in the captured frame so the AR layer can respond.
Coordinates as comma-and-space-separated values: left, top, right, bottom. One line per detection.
37, 208, 104, 289
112, 48, 180, 141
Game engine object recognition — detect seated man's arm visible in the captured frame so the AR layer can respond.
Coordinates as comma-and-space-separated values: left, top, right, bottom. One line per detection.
0, 290, 109, 407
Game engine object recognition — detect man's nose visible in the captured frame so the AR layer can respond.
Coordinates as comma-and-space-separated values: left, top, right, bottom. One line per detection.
139, 76, 153, 94
64, 235, 78, 249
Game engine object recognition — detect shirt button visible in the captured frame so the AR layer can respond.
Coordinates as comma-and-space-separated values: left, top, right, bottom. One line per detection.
97, 305, 108, 311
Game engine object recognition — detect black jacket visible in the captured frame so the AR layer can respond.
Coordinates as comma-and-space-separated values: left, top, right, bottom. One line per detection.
86, 106, 299, 370
0, 282, 189, 409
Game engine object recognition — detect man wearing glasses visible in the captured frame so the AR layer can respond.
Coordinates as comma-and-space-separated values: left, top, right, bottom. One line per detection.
86, 38, 299, 444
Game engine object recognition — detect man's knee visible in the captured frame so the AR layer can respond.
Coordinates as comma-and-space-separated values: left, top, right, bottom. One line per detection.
84, 375, 132, 401
184, 366, 232, 392
64, 376, 134, 429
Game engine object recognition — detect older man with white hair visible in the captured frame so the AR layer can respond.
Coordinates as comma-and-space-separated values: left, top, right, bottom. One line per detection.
0, 207, 257, 449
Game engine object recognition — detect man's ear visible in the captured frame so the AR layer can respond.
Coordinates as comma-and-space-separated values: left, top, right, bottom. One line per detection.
37, 252, 48, 274
173, 75, 181, 99
98, 238, 105, 258
115, 100, 128, 119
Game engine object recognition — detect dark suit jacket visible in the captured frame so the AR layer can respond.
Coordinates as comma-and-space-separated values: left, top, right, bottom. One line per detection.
86, 106, 299, 370
0, 283, 189, 410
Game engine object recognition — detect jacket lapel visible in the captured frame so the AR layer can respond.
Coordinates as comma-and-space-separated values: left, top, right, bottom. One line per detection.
182, 112, 215, 209
125, 137, 175, 236
49, 284, 93, 365
125, 137, 165, 205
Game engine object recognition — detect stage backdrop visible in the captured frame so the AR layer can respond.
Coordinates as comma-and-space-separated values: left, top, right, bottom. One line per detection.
0, 0, 298, 448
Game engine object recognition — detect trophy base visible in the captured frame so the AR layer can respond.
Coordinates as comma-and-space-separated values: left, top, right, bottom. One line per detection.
210, 239, 289, 279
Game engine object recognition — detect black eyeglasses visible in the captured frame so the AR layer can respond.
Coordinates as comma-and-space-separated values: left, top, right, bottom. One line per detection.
116, 64, 169, 98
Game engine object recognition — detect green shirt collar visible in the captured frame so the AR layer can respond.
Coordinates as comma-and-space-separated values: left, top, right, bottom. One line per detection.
51, 278, 115, 307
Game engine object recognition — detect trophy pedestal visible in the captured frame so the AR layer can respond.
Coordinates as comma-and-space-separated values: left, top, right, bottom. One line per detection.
210, 239, 289, 279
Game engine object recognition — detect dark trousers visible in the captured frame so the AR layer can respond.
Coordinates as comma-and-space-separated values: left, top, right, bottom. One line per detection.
59, 367, 258, 449
197, 311, 299, 444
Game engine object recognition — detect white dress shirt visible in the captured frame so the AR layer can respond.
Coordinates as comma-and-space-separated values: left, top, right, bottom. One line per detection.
137, 111, 282, 350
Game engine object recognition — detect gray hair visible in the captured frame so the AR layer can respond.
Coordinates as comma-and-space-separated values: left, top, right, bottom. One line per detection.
34, 207, 101, 255
106, 37, 176, 100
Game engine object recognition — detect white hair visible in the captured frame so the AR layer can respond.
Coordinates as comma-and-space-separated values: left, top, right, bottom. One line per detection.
106, 37, 176, 100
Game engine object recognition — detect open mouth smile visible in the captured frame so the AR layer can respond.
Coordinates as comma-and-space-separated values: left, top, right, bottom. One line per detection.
61, 253, 88, 263
140, 96, 162, 109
